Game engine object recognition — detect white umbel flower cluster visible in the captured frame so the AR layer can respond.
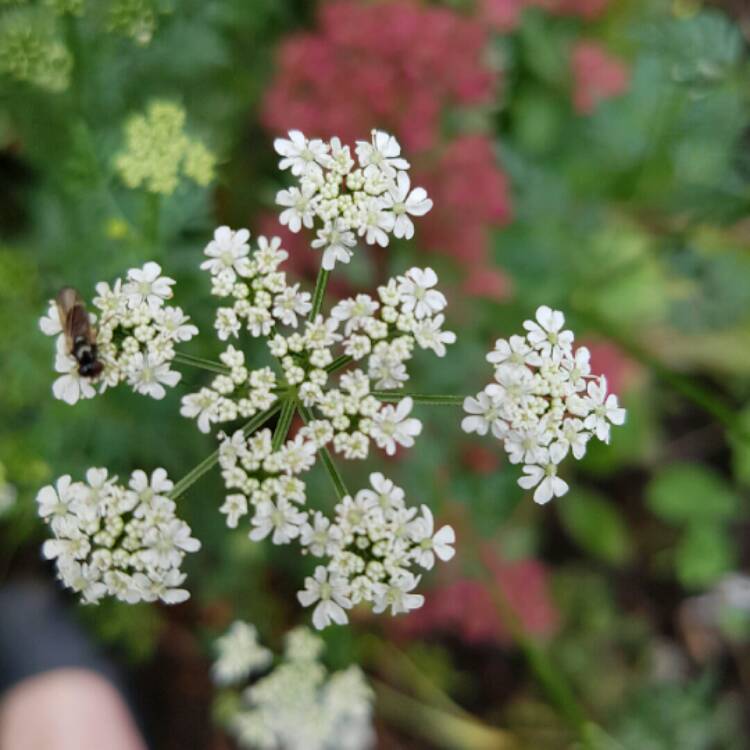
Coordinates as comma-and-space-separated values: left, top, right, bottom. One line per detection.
214, 623, 374, 750
274, 129, 433, 270
218, 423, 456, 630
297, 473, 456, 630
39, 261, 197, 405
37, 468, 201, 605
462, 305, 626, 504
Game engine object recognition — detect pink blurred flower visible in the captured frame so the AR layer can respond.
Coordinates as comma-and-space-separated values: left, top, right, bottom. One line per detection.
478, 0, 527, 32
571, 41, 630, 115
583, 338, 642, 394
461, 444, 502, 474
393, 545, 558, 645
462, 266, 514, 301
416, 136, 512, 264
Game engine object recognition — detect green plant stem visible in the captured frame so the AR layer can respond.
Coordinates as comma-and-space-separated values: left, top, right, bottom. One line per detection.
309, 267, 330, 320
169, 402, 281, 499
478, 556, 622, 749
298, 405, 348, 499
574, 308, 750, 444
372, 391, 465, 406
326, 354, 352, 374
173, 352, 230, 375
361, 635, 472, 720
373, 679, 520, 750
144, 192, 161, 248
272, 397, 297, 451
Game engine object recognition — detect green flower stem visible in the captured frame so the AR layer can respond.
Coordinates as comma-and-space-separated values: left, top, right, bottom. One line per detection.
272, 397, 298, 451
325, 354, 353, 374
478, 555, 623, 749
362, 636, 473, 720
372, 391, 465, 406
309, 266, 330, 320
169, 402, 282, 499
372, 679, 520, 750
144, 192, 161, 248
173, 352, 230, 375
298, 405, 349, 500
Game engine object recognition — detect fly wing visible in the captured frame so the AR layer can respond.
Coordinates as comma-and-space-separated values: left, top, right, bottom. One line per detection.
55, 287, 95, 347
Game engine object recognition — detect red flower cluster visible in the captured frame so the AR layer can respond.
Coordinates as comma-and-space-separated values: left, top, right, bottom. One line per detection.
261, 0, 512, 274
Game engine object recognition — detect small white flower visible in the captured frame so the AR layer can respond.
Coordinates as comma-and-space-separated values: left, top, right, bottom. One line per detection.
518, 453, 569, 505
39, 300, 63, 337
156, 307, 199, 342
312, 219, 357, 271
297, 566, 352, 630
398, 267, 446, 320
381, 171, 432, 240
201, 226, 253, 281
412, 314, 455, 357
582, 376, 626, 443
372, 571, 424, 616
276, 184, 317, 233
370, 398, 422, 456
250, 497, 307, 545
220, 493, 249, 529
124, 262, 175, 310
180, 388, 219, 433
331, 294, 380, 336
126, 352, 181, 400
272, 284, 312, 328
410, 506, 455, 570
300, 512, 342, 557
357, 197, 394, 248
461, 391, 506, 438
274, 129, 331, 177
523, 305, 574, 356
355, 129, 410, 176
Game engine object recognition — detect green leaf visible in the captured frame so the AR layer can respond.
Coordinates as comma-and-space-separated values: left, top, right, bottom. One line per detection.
646, 463, 738, 524
558, 488, 633, 565
674, 522, 734, 589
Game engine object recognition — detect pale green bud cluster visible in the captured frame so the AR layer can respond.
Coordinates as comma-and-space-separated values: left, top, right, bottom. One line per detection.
105, 0, 156, 46
114, 100, 217, 195
0, 9, 72, 92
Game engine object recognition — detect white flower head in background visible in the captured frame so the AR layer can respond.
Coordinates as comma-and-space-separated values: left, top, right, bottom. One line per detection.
462, 305, 626, 504
273, 128, 432, 270
213, 621, 273, 686
213, 622, 374, 750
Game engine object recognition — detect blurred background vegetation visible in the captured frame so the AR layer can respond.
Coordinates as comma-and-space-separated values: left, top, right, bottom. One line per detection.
1, 0, 750, 747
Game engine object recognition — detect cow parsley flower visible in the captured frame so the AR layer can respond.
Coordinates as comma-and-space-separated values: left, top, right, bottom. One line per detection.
37, 468, 200, 604
273, 128, 431, 269
462, 305, 626, 504
39, 261, 196, 405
